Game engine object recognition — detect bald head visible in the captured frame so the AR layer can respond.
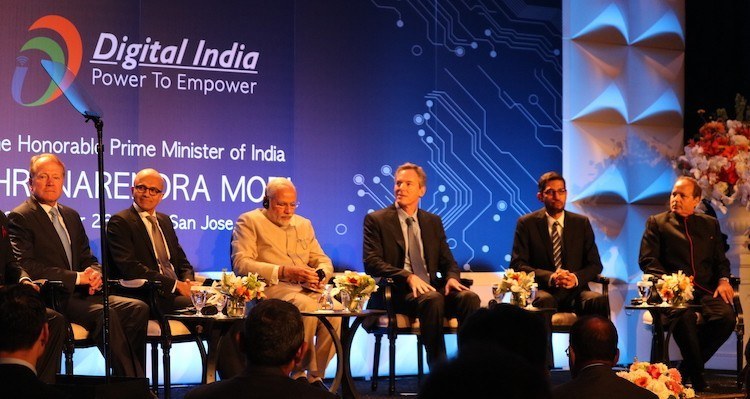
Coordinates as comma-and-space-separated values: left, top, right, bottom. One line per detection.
132, 168, 165, 214
570, 316, 618, 365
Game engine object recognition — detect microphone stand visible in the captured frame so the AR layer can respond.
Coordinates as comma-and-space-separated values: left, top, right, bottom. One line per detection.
85, 114, 111, 382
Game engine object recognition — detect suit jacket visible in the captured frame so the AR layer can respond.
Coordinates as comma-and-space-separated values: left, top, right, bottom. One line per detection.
363, 205, 461, 304
552, 364, 657, 399
0, 211, 23, 284
639, 211, 730, 295
184, 366, 337, 399
510, 209, 602, 290
8, 197, 99, 294
0, 363, 70, 399
107, 206, 195, 293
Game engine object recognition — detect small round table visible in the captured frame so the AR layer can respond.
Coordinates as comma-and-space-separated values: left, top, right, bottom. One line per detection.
301, 309, 385, 399
165, 313, 244, 384
625, 303, 699, 364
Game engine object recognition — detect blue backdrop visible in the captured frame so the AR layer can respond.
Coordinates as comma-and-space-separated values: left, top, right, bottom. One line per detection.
0, 0, 562, 273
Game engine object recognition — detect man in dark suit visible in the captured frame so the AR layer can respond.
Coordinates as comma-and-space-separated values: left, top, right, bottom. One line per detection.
552, 316, 657, 399
107, 168, 197, 312
8, 153, 149, 378
639, 176, 735, 391
185, 299, 336, 399
510, 171, 607, 316
0, 284, 69, 399
363, 162, 480, 367
0, 210, 65, 384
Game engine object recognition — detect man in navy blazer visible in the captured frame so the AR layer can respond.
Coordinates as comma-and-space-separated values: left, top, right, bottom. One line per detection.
510, 171, 607, 316
107, 168, 197, 312
364, 162, 480, 367
8, 154, 149, 378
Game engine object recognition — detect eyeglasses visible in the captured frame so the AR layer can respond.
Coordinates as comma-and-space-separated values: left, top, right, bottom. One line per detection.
273, 201, 300, 209
565, 346, 570, 357
543, 188, 567, 197
134, 185, 163, 195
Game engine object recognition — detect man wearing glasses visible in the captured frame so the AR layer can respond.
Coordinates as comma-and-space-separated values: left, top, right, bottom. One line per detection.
107, 168, 197, 313
510, 171, 607, 316
231, 177, 339, 390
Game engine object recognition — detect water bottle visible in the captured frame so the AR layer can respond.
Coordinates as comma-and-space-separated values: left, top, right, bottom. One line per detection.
318, 284, 334, 310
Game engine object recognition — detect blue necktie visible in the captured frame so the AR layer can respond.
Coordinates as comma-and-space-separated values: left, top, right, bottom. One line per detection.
406, 217, 430, 282
49, 208, 72, 269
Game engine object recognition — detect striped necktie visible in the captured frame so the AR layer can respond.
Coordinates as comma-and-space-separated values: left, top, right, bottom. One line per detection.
551, 221, 562, 270
146, 215, 178, 280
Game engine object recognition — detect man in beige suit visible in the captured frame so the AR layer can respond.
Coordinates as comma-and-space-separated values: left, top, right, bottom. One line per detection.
231, 177, 339, 389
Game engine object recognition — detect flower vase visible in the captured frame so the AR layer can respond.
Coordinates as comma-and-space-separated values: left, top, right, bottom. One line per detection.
348, 294, 368, 312
510, 291, 526, 307
227, 297, 246, 317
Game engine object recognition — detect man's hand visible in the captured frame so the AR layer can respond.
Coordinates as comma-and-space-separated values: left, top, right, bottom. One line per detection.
553, 270, 578, 289
714, 279, 734, 304
284, 265, 319, 285
21, 279, 40, 292
79, 267, 103, 295
407, 274, 435, 297
443, 277, 469, 296
175, 279, 199, 297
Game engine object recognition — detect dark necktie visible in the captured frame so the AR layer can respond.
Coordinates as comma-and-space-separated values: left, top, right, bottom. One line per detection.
551, 221, 563, 270
406, 217, 430, 282
146, 215, 178, 280
49, 208, 72, 269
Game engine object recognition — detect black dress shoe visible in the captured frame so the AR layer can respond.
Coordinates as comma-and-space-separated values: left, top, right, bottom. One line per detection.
310, 379, 330, 391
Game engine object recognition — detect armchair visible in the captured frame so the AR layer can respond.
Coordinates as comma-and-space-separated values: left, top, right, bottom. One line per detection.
362, 277, 472, 395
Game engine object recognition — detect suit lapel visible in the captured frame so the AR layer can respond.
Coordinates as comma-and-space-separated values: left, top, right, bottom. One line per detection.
129, 206, 159, 266
42, 202, 74, 270
386, 205, 405, 253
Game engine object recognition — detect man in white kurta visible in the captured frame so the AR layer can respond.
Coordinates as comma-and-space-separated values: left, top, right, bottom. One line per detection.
231, 178, 340, 386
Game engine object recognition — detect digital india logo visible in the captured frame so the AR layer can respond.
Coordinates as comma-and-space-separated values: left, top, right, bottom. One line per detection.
12, 15, 82, 107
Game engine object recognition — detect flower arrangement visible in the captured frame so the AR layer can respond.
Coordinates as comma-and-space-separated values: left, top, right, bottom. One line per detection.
617, 361, 695, 399
332, 270, 378, 298
212, 271, 266, 302
494, 268, 536, 306
675, 94, 750, 212
655, 271, 694, 306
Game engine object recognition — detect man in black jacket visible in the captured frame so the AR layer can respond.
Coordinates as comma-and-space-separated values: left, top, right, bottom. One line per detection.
639, 175, 735, 391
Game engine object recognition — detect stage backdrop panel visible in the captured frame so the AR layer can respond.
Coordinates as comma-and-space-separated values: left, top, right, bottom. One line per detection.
0, 0, 562, 275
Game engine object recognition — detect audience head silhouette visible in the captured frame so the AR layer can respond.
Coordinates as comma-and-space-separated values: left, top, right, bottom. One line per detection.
241, 298, 305, 368
458, 303, 548, 373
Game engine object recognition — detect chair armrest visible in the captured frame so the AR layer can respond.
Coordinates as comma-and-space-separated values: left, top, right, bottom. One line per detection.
109, 279, 164, 319
38, 280, 65, 312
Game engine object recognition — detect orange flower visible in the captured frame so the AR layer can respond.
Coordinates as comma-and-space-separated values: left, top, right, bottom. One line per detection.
634, 376, 649, 388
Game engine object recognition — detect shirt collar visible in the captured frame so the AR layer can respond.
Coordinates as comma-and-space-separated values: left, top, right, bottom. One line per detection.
545, 211, 564, 228
0, 357, 37, 375
133, 202, 154, 217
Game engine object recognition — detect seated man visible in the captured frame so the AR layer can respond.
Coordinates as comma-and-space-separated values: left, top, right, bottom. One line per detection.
510, 171, 607, 316
0, 284, 69, 399
0, 210, 64, 384
185, 299, 336, 399
107, 168, 198, 312
8, 153, 149, 377
231, 178, 339, 387
552, 316, 657, 399
639, 176, 735, 391
363, 162, 480, 367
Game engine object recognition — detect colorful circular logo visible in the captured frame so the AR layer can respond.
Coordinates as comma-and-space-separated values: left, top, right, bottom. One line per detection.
12, 15, 82, 107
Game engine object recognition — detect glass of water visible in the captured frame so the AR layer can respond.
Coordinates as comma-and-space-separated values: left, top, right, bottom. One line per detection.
214, 294, 228, 318
190, 289, 209, 316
